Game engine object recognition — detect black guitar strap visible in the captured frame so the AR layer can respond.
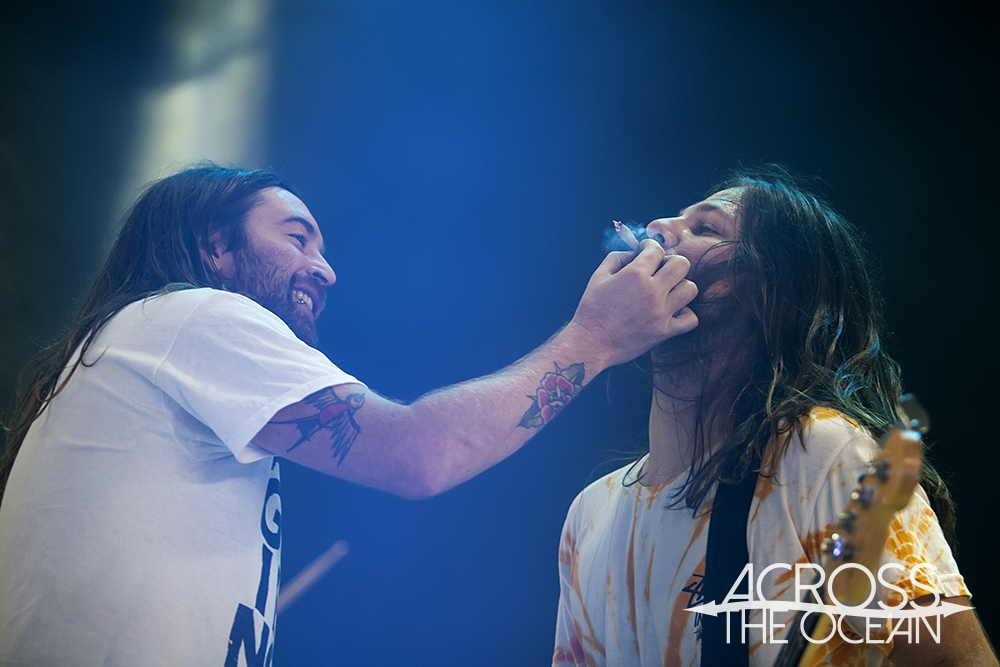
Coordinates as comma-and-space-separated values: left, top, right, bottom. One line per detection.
699, 456, 760, 667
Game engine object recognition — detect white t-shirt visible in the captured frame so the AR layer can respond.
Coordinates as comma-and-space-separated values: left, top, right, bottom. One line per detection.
553, 409, 969, 667
0, 288, 360, 667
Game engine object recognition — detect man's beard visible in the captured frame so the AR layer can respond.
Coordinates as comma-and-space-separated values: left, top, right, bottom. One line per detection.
228, 245, 319, 346
651, 261, 744, 387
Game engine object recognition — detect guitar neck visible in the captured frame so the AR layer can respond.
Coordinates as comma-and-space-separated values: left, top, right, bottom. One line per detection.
772, 589, 827, 667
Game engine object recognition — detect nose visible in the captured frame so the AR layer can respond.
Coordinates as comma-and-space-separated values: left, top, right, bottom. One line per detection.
309, 254, 337, 286
645, 217, 682, 250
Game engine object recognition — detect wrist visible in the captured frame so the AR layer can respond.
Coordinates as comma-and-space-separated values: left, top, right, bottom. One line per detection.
551, 320, 612, 381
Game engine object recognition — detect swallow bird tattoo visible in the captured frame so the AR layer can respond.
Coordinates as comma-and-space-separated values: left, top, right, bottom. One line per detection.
272, 389, 366, 464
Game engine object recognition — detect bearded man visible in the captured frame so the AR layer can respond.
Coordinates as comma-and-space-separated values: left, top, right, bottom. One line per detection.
552, 168, 997, 667
0, 165, 697, 666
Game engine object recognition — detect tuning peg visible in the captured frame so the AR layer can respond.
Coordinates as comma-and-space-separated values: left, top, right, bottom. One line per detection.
821, 533, 839, 555
821, 533, 854, 560
896, 393, 930, 433
851, 485, 874, 509
837, 509, 858, 533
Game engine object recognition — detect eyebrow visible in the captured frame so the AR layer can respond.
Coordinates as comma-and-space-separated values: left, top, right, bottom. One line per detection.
281, 216, 326, 253
678, 201, 737, 224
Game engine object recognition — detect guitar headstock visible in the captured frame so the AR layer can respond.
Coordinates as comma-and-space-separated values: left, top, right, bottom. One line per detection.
820, 395, 926, 605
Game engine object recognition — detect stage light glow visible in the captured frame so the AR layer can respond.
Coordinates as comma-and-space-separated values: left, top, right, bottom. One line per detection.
113, 0, 272, 222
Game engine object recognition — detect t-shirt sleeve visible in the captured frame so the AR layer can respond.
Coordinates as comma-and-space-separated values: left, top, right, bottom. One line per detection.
150, 290, 363, 462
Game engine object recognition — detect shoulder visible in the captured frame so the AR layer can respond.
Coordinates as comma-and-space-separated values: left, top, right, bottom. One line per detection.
94, 287, 312, 372
564, 460, 638, 525
755, 409, 878, 537
132, 287, 271, 321
559, 461, 638, 569
767, 409, 900, 544
777, 408, 877, 486
117, 288, 292, 339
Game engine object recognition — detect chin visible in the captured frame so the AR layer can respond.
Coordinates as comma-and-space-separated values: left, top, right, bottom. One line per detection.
259, 296, 319, 346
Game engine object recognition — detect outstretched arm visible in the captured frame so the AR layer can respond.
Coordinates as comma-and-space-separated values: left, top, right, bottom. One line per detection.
253, 241, 697, 499
889, 596, 998, 667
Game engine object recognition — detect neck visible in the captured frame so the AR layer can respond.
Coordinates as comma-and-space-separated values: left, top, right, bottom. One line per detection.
642, 297, 746, 486
642, 372, 714, 486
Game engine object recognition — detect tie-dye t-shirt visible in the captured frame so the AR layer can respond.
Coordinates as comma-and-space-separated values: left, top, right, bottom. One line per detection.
553, 409, 969, 667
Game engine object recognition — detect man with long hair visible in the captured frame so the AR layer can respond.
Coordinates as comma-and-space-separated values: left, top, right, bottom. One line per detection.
552, 168, 996, 666
0, 164, 699, 665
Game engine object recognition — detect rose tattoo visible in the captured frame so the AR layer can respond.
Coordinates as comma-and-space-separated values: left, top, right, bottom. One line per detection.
519, 362, 585, 429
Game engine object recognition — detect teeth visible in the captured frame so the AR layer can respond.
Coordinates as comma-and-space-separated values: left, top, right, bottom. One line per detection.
292, 290, 313, 311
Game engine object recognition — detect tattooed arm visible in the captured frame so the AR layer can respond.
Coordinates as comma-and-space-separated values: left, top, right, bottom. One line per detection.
253, 242, 698, 499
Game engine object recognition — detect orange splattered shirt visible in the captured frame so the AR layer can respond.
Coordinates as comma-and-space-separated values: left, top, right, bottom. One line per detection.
553, 411, 969, 667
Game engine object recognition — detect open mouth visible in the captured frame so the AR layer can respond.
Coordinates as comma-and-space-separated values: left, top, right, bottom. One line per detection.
291, 289, 314, 314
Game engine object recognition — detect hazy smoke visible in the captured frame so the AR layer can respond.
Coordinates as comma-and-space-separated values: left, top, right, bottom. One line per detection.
601, 221, 648, 253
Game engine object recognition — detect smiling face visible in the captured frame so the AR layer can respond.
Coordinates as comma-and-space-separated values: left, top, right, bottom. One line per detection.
208, 187, 336, 345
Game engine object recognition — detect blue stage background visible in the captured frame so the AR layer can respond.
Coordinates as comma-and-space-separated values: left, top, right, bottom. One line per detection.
1, 1, 996, 664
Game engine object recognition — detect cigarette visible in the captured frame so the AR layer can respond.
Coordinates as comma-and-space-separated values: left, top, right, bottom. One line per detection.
613, 220, 641, 251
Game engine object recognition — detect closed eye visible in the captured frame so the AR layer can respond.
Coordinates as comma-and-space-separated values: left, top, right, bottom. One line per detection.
290, 234, 307, 246
693, 224, 717, 236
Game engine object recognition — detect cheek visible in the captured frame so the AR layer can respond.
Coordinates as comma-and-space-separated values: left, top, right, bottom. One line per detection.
686, 244, 715, 269
702, 278, 733, 299
265, 243, 303, 271
697, 241, 733, 266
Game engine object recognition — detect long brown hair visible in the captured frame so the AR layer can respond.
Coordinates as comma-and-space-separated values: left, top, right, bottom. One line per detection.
650, 166, 955, 542
0, 164, 293, 504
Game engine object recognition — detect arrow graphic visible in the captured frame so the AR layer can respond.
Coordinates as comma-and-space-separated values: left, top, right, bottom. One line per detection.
687, 599, 970, 620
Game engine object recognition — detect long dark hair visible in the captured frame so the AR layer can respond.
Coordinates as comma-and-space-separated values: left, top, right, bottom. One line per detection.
651, 166, 955, 543
0, 164, 293, 504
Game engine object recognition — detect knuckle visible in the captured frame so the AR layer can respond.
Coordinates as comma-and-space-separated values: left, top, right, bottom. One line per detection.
604, 250, 626, 264
667, 280, 697, 305
668, 255, 691, 271
639, 238, 665, 253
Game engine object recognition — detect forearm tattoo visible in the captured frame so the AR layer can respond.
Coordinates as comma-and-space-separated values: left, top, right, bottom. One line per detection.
519, 362, 585, 429
270, 388, 366, 464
